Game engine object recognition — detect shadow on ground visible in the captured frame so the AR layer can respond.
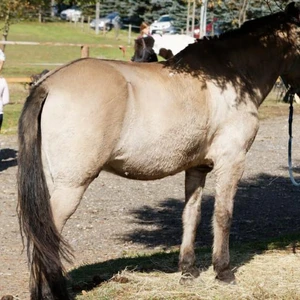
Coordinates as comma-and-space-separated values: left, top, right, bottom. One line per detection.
68, 170, 300, 297
0, 148, 18, 172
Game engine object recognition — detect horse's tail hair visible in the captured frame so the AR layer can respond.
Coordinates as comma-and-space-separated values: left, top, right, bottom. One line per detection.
17, 85, 72, 300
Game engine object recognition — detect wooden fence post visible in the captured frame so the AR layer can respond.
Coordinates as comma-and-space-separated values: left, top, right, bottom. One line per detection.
81, 45, 89, 58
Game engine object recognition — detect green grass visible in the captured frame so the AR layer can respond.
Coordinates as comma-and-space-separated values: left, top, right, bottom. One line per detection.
1, 21, 138, 77
0, 21, 139, 134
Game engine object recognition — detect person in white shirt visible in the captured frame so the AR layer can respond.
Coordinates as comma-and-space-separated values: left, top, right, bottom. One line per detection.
0, 49, 9, 132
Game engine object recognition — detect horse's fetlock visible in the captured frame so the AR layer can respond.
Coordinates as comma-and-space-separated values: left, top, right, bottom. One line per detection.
179, 251, 195, 271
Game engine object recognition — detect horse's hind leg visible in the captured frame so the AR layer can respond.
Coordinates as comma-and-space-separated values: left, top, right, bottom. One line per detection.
179, 165, 210, 283
50, 185, 89, 233
37, 143, 104, 298
35, 166, 96, 299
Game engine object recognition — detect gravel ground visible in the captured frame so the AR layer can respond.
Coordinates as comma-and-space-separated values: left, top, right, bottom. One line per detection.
1, 114, 300, 299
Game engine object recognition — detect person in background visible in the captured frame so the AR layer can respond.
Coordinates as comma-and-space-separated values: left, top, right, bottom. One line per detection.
131, 22, 158, 62
0, 49, 9, 132
139, 22, 151, 38
113, 15, 121, 40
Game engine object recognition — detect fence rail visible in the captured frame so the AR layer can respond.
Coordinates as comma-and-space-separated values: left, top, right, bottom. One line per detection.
5, 77, 32, 83
0, 40, 129, 58
0, 40, 129, 49
0, 40, 129, 81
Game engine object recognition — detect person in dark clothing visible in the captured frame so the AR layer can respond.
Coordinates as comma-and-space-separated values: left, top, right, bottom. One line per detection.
131, 35, 158, 63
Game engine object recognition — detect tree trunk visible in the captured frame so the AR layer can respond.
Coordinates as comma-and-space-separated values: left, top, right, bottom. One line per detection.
1, 11, 10, 52
51, 0, 55, 17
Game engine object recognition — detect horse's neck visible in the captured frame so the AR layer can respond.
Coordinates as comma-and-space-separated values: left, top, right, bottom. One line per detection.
174, 28, 295, 108
229, 37, 283, 106
233, 32, 295, 107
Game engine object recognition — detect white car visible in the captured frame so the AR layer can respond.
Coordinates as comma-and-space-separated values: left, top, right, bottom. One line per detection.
60, 6, 82, 22
150, 15, 176, 35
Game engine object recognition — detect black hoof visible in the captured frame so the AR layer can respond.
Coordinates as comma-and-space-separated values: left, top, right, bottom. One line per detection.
215, 269, 236, 284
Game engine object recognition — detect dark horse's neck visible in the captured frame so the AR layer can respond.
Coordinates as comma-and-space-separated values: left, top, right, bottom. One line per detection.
168, 10, 297, 107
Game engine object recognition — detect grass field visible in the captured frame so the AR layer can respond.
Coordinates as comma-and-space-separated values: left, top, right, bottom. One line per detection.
1, 21, 137, 78
1, 21, 139, 134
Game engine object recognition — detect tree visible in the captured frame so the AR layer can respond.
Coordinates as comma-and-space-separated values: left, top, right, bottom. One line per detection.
126, 0, 153, 23
190, 0, 289, 34
0, 0, 51, 50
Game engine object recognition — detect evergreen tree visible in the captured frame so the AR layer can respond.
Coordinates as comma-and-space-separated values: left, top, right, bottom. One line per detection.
168, 0, 188, 32
127, 0, 152, 23
212, 0, 290, 31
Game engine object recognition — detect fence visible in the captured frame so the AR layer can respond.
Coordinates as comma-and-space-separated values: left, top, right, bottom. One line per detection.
0, 40, 130, 83
67, 17, 136, 45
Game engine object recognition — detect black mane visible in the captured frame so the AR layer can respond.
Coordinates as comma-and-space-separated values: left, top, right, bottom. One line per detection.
208, 10, 286, 42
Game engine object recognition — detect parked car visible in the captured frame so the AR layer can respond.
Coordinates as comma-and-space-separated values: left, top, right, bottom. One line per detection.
191, 19, 222, 39
52, 3, 71, 17
60, 5, 82, 22
90, 12, 121, 31
150, 15, 176, 35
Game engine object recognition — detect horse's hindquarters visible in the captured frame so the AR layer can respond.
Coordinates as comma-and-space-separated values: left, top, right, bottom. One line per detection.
40, 61, 129, 188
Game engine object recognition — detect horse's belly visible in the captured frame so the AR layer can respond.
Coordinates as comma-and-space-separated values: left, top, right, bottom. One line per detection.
106, 140, 206, 180
106, 157, 189, 180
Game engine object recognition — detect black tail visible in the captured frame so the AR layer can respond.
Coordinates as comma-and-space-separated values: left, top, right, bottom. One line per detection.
17, 85, 72, 300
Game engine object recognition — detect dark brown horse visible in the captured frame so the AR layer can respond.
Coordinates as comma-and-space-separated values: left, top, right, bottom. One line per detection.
18, 3, 300, 299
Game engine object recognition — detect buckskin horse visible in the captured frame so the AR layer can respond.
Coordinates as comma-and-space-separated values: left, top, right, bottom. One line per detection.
18, 2, 300, 299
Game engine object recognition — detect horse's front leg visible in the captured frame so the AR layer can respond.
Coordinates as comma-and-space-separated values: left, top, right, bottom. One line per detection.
212, 152, 246, 283
179, 165, 211, 283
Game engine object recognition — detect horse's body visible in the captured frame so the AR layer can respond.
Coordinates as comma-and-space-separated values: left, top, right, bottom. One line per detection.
18, 3, 300, 299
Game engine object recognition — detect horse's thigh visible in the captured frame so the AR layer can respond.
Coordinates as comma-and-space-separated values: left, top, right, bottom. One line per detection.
50, 185, 87, 232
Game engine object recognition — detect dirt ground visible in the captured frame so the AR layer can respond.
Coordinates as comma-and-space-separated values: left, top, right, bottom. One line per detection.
1, 110, 300, 299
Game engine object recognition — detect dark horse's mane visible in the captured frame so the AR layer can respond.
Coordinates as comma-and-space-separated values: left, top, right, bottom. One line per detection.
219, 11, 286, 40
166, 3, 300, 94
173, 6, 298, 62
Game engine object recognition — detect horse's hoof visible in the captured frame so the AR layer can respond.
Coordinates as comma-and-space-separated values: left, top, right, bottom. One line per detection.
179, 273, 195, 285
179, 267, 200, 285
1, 296, 14, 300
215, 269, 236, 284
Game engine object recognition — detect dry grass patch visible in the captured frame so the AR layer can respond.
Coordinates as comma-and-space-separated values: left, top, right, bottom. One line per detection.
75, 250, 300, 300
